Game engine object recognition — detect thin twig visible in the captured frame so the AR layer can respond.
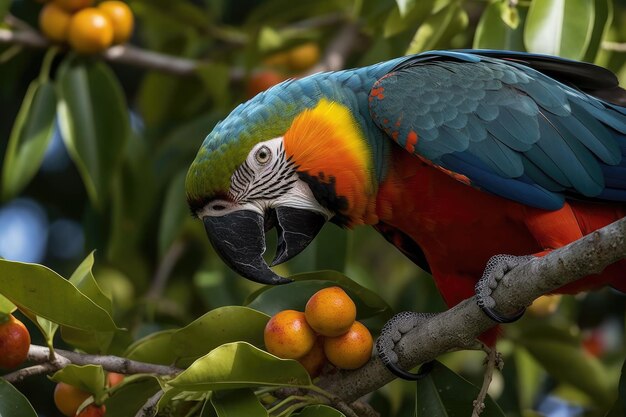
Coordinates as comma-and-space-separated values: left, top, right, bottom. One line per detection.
0, 14, 244, 78
135, 390, 164, 417
146, 239, 187, 300
2, 362, 67, 384
2, 344, 182, 383
472, 347, 498, 417
350, 400, 380, 417
305, 21, 361, 74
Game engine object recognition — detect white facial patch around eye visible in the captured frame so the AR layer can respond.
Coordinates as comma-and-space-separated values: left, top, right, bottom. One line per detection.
229, 137, 298, 203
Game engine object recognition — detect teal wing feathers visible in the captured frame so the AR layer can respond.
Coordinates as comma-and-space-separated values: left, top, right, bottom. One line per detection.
369, 50, 626, 210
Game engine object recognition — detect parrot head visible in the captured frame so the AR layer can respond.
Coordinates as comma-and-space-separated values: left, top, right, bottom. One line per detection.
186, 83, 376, 285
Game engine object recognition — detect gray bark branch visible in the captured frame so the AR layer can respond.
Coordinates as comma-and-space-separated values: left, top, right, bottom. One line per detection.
1, 345, 181, 383
317, 216, 626, 402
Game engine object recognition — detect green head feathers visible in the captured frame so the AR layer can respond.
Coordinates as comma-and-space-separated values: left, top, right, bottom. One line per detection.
185, 81, 314, 209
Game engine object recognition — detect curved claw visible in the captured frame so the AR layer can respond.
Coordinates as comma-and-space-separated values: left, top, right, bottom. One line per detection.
376, 311, 436, 381
475, 254, 533, 324
478, 304, 526, 324
380, 355, 434, 381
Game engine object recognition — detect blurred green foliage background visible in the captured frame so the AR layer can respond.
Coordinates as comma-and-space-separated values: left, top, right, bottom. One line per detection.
2, 0, 626, 416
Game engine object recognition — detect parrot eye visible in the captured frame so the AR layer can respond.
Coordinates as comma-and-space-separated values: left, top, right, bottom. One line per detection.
255, 146, 272, 165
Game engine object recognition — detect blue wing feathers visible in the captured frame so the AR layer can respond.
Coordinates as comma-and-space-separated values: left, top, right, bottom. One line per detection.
370, 49, 626, 209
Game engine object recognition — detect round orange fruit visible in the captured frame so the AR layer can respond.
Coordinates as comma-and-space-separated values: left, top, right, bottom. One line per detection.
287, 42, 320, 71
0, 314, 31, 369
39, 3, 72, 42
297, 336, 326, 378
305, 286, 356, 337
67, 8, 113, 54
246, 70, 285, 98
98, 1, 133, 44
107, 372, 124, 387
324, 321, 373, 370
264, 310, 316, 359
53, 382, 92, 417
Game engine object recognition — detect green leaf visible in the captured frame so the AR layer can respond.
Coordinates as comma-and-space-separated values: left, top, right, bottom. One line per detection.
519, 338, 614, 407
50, 365, 106, 398
210, 389, 268, 417
103, 375, 161, 417
416, 361, 505, 417
0, 259, 118, 332
124, 329, 179, 366
171, 306, 269, 366
167, 342, 311, 391
314, 227, 349, 272
196, 63, 231, 110
61, 252, 116, 353
295, 405, 346, 416
0, 378, 37, 417
245, 270, 391, 319
1, 79, 56, 201
615, 360, 626, 415
56, 59, 130, 208
583, 0, 613, 62
473, 2, 526, 51
383, 0, 435, 38
158, 170, 188, 256
396, 0, 416, 17
523, 0, 595, 60
68, 252, 112, 314
406, 3, 463, 54
0, 294, 15, 315
0, 0, 10, 25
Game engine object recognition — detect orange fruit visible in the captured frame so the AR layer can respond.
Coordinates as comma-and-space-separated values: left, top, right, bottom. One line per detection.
0, 314, 31, 369
246, 70, 286, 98
287, 42, 320, 71
107, 372, 124, 387
98, 1, 133, 44
264, 310, 316, 359
67, 8, 113, 54
53, 382, 92, 417
76, 404, 106, 417
39, 3, 72, 42
527, 294, 562, 317
53, 0, 93, 12
305, 286, 356, 337
263, 51, 290, 69
324, 321, 373, 370
297, 337, 326, 378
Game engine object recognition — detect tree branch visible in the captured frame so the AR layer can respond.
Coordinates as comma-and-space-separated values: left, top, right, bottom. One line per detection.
316, 216, 626, 402
135, 390, 164, 417
2, 345, 181, 383
305, 21, 361, 75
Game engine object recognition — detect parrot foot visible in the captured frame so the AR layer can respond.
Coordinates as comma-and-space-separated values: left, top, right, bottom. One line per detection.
475, 254, 534, 323
376, 311, 435, 380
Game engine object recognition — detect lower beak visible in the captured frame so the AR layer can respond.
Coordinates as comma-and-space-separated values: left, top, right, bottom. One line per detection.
203, 207, 326, 285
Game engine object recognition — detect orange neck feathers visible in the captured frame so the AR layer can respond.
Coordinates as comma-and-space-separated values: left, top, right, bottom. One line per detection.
283, 99, 378, 226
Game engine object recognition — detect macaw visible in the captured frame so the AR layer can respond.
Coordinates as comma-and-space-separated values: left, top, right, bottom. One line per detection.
185, 50, 626, 379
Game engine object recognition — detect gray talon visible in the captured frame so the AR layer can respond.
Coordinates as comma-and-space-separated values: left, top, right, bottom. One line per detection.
475, 254, 533, 323
376, 312, 435, 380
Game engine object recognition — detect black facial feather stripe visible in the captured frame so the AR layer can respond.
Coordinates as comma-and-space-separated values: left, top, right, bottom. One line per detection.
229, 142, 298, 202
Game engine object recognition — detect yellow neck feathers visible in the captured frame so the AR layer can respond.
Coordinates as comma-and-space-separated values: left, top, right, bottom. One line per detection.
283, 99, 378, 226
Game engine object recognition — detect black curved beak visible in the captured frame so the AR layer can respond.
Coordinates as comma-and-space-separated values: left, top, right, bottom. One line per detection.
202, 207, 326, 285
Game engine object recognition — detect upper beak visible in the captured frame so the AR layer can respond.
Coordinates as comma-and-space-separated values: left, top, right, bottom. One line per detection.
202, 207, 326, 285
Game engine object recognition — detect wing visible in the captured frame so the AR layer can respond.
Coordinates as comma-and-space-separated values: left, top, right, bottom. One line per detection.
369, 50, 626, 210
